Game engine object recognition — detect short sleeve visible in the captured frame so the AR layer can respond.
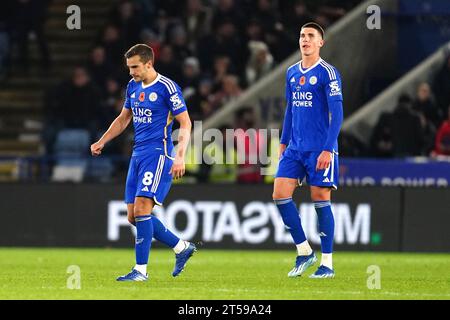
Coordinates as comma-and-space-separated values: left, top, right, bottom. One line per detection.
323, 67, 343, 104
167, 83, 188, 116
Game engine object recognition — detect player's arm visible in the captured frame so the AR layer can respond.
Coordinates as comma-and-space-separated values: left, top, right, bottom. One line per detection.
170, 111, 192, 179
91, 107, 132, 156
316, 71, 344, 170
280, 72, 293, 158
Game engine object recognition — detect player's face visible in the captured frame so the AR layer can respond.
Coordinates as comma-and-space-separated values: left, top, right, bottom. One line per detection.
126, 55, 152, 81
299, 27, 324, 57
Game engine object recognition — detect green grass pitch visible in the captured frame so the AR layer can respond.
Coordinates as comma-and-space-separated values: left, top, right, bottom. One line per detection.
0, 248, 449, 300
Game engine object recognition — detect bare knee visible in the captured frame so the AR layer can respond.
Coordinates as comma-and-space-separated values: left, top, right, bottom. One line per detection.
133, 197, 154, 217
273, 178, 296, 200
310, 187, 331, 201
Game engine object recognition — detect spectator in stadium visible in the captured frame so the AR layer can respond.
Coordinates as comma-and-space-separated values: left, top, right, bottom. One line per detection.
211, 0, 245, 33
412, 82, 442, 129
433, 105, 450, 156
86, 46, 111, 92
169, 24, 192, 63
140, 29, 161, 61
197, 19, 246, 75
433, 55, 450, 118
211, 55, 234, 91
179, 57, 201, 100
43, 66, 102, 153
370, 111, 394, 157
252, 0, 280, 35
98, 25, 125, 69
234, 107, 263, 184
12, 0, 51, 72
390, 94, 424, 157
109, 0, 144, 48
182, 0, 212, 51
283, 1, 314, 35
244, 18, 265, 43
211, 74, 243, 110
203, 125, 237, 183
154, 44, 182, 83
186, 77, 215, 121
246, 40, 274, 84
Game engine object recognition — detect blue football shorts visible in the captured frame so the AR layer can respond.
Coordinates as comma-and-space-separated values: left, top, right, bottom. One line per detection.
275, 147, 339, 189
125, 151, 173, 205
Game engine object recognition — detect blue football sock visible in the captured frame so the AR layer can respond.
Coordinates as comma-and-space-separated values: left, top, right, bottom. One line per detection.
274, 198, 307, 245
135, 215, 154, 265
314, 201, 335, 254
152, 215, 180, 248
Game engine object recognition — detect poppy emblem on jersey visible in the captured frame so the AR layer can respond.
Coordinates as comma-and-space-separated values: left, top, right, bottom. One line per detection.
309, 76, 317, 85
139, 92, 145, 102
149, 92, 158, 102
299, 76, 306, 85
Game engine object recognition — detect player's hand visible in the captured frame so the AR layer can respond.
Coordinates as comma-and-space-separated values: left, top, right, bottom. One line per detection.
316, 150, 332, 171
279, 144, 287, 159
170, 157, 185, 179
90, 141, 104, 156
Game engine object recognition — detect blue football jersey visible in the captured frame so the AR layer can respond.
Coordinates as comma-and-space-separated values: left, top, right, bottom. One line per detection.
123, 74, 187, 158
283, 58, 343, 152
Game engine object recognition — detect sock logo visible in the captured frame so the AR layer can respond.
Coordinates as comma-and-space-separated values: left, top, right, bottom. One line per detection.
319, 232, 327, 237
135, 238, 144, 245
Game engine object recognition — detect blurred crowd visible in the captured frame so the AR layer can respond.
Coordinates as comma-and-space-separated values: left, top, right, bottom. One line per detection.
34, 0, 358, 182
6, 0, 450, 184
0, 0, 52, 79
341, 54, 450, 159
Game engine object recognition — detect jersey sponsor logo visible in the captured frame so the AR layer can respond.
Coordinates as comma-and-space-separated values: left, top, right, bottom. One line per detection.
132, 107, 152, 123
329, 80, 342, 96
292, 91, 313, 107
139, 92, 145, 102
149, 92, 158, 102
309, 76, 317, 85
299, 76, 306, 86
170, 93, 185, 111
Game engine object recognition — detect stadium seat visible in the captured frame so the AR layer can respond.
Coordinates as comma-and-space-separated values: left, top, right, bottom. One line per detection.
51, 129, 91, 182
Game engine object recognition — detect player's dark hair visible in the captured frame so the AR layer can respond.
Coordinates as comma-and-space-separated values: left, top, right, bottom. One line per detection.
301, 22, 325, 39
124, 44, 154, 64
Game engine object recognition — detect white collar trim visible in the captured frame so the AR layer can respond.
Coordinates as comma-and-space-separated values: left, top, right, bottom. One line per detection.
298, 58, 322, 74
141, 73, 161, 88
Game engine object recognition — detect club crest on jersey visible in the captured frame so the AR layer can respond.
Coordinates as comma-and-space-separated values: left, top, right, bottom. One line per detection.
149, 92, 158, 102
139, 92, 145, 102
309, 76, 317, 85
299, 76, 306, 86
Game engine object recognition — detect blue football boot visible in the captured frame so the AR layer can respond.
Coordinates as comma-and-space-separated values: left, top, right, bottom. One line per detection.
287, 252, 317, 277
172, 243, 197, 277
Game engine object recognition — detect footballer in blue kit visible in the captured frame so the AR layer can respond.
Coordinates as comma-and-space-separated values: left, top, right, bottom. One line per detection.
91, 44, 196, 281
273, 23, 344, 278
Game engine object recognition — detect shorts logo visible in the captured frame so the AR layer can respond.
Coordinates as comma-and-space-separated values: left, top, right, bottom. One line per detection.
139, 92, 145, 102
149, 92, 158, 102
309, 76, 317, 85
170, 93, 184, 111
141, 186, 149, 192
299, 76, 306, 86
